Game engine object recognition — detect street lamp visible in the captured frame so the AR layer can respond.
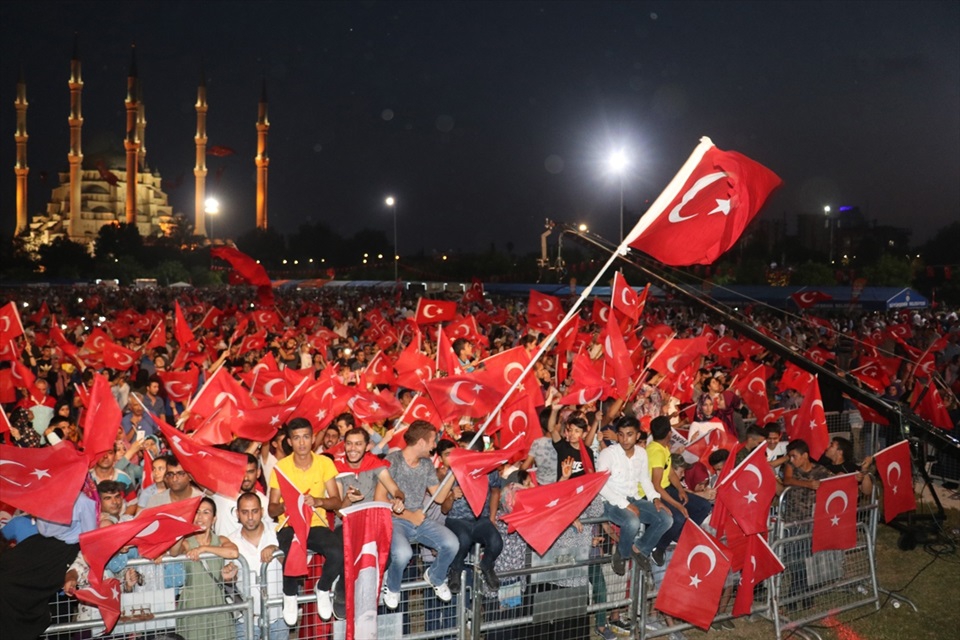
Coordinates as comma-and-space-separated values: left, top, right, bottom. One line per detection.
608, 150, 629, 242
204, 197, 220, 240
385, 196, 398, 282
824, 205, 833, 263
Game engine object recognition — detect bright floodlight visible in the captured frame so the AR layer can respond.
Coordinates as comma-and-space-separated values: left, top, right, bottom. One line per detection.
609, 150, 628, 174
824, 205, 831, 214
385, 196, 395, 206
204, 197, 220, 214
578, 223, 588, 232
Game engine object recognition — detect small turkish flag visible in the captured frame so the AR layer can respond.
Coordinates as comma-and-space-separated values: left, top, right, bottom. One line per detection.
730, 363, 772, 422
491, 393, 541, 460
500, 471, 609, 555
158, 369, 199, 404
731, 533, 784, 617
414, 298, 457, 325
447, 446, 517, 517
626, 137, 781, 266
82, 373, 123, 466
157, 419, 248, 496
211, 246, 272, 287
592, 299, 611, 326
654, 520, 732, 629
423, 374, 503, 422
81, 497, 202, 585
102, 340, 138, 371
715, 443, 777, 535
914, 385, 953, 429
610, 271, 639, 321
346, 388, 403, 425
558, 351, 615, 406
185, 365, 252, 419
341, 502, 393, 640
435, 327, 463, 376
0, 301, 25, 343
145, 319, 167, 349
647, 335, 709, 378
684, 426, 738, 466
787, 376, 830, 461
527, 290, 563, 323
790, 290, 833, 309
75, 577, 122, 632
274, 467, 313, 577
874, 440, 916, 523
401, 392, 444, 429
812, 473, 859, 552
362, 350, 397, 388
0, 441, 89, 524
174, 301, 196, 349
777, 361, 816, 393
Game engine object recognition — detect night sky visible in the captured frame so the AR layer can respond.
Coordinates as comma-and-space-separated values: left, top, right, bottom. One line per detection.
1, 1, 957, 255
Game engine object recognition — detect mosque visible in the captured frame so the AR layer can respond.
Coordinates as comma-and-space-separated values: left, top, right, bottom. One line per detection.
13, 40, 270, 251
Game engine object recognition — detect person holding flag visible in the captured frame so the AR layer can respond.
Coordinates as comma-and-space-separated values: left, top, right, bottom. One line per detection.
267, 418, 346, 624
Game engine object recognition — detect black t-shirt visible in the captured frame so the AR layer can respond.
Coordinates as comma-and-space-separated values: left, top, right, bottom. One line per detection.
818, 456, 858, 475
552, 439, 595, 481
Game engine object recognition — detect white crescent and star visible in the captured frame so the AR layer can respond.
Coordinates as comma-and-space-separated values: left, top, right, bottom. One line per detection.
824, 489, 849, 526
668, 172, 728, 223
748, 377, 767, 396
503, 362, 525, 385
539, 299, 555, 313
686, 544, 718, 587
887, 461, 902, 494
508, 410, 528, 433
422, 304, 441, 319
262, 379, 284, 398
449, 381, 476, 406
0, 459, 29, 487
214, 392, 239, 408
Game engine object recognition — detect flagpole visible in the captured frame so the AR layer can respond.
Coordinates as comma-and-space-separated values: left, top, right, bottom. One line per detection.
427, 228, 640, 507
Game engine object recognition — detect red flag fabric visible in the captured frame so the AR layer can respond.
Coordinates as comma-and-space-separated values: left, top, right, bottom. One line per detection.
346, 388, 404, 425
0, 301, 25, 343
915, 385, 953, 429
157, 420, 247, 495
500, 471, 609, 555
341, 502, 393, 640
491, 393, 541, 458
211, 246, 272, 286
527, 291, 563, 323
0, 441, 88, 523
730, 363, 772, 421
102, 340, 138, 371
790, 290, 833, 309
778, 361, 816, 393
610, 271, 639, 321
592, 299, 611, 326
75, 577, 122, 632
142, 448, 155, 489
654, 520, 732, 629
145, 319, 167, 349
158, 369, 200, 404
435, 326, 463, 376
0, 403, 11, 434
731, 534, 784, 617
873, 440, 916, 523
787, 377, 830, 461
625, 138, 782, 266
812, 473, 859, 552
185, 365, 252, 419
601, 311, 634, 396
448, 447, 515, 517
558, 351, 615, 405
80, 497, 202, 585
274, 467, 313, 577
363, 350, 397, 388
82, 373, 123, 466
207, 144, 236, 157
647, 335, 708, 378
684, 425, 738, 466
715, 444, 777, 535
423, 374, 503, 422
174, 301, 196, 349
413, 298, 457, 325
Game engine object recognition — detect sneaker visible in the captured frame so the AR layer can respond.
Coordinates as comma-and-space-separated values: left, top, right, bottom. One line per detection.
609, 618, 633, 635
645, 617, 666, 631
447, 568, 462, 594
651, 546, 666, 567
631, 550, 652, 573
596, 626, 617, 640
424, 566, 453, 602
611, 547, 626, 576
315, 588, 333, 621
480, 566, 501, 589
721, 619, 736, 631
333, 589, 346, 620
282, 594, 299, 626
381, 585, 400, 610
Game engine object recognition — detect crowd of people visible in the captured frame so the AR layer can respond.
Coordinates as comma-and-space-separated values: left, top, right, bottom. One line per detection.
0, 281, 958, 640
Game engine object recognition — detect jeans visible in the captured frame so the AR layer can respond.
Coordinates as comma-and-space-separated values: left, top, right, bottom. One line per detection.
602, 499, 674, 558
658, 485, 713, 548
387, 517, 459, 592
446, 516, 504, 574
236, 617, 287, 640
276, 525, 345, 596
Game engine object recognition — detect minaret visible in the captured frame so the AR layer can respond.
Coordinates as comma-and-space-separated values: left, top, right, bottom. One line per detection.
136, 83, 147, 172
194, 64, 208, 236
14, 67, 28, 235
255, 77, 269, 230
67, 36, 83, 239
123, 45, 140, 226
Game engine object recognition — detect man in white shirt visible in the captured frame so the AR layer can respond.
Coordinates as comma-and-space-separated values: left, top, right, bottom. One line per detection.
229, 492, 286, 640
596, 416, 673, 575
213, 454, 274, 541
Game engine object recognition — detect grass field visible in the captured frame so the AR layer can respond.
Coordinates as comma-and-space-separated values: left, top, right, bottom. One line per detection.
682, 506, 960, 640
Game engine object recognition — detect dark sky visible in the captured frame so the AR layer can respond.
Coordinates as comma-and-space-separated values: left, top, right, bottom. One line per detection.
2, 1, 957, 255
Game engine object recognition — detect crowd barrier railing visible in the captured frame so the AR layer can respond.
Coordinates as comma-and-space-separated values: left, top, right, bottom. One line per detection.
41, 552, 256, 640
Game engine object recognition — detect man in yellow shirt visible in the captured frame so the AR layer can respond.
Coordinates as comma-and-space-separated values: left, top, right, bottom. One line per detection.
644, 416, 713, 563
268, 418, 344, 625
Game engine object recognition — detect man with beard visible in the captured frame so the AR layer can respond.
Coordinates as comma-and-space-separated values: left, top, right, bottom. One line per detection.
212, 453, 274, 540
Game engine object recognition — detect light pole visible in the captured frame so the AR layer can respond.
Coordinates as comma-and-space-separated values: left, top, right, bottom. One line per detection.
385, 196, 398, 282
608, 150, 628, 243
204, 197, 220, 241
824, 205, 833, 263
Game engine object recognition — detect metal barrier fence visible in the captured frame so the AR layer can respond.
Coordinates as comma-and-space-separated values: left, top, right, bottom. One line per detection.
40, 552, 256, 640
